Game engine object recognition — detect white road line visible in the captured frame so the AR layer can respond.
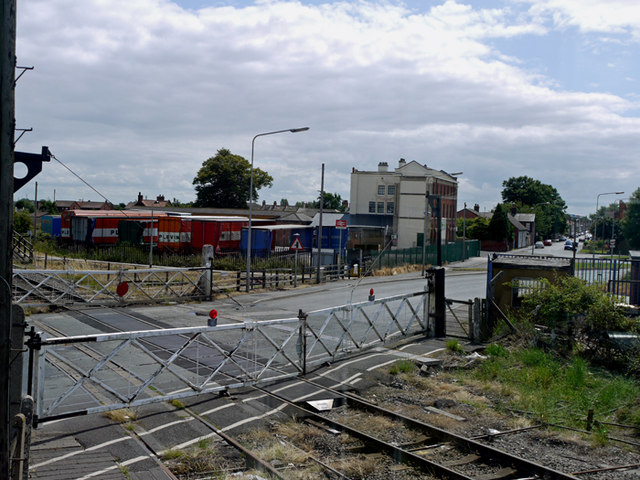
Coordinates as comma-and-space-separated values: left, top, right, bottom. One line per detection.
31, 435, 132, 469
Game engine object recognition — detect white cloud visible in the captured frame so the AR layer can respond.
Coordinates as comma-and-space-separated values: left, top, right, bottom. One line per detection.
14, 0, 640, 215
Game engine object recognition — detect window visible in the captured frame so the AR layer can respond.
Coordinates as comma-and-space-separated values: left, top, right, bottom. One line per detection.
387, 202, 395, 214
387, 185, 396, 195
377, 202, 384, 213
378, 185, 385, 195
369, 201, 376, 213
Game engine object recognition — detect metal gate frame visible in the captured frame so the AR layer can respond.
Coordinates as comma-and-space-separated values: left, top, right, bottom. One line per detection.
27, 289, 431, 424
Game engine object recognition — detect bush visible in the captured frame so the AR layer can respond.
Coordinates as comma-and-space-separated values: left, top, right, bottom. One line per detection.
516, 275, 639, 371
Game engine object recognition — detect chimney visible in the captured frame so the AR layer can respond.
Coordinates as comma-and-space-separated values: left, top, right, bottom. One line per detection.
261, 200, 266, 207
137, 192, 143, 205
156, 195, 165, 202
378, 162, 388, 172
474, 204, 480, 212
398, 158, 406, 167
511, 205, 517, 216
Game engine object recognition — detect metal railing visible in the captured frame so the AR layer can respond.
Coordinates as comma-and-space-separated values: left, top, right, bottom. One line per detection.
12, 267, 212, 306
27, 289, 430, 422
378, 240, 480, 269
12, 231, 34, 264
573, 257, 632, 301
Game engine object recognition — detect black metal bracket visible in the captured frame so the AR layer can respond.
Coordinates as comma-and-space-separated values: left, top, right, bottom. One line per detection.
14, 146, 51, 192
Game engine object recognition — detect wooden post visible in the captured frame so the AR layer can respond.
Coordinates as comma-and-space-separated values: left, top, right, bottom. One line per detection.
1, 1, 17, 477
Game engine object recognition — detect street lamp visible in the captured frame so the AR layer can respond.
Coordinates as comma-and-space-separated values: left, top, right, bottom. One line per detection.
531, 202, 550, 255
592, 191, 624, 262
246, 127, 309, 292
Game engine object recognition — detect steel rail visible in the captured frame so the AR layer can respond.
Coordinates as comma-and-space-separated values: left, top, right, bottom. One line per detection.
260, 373, 580, 480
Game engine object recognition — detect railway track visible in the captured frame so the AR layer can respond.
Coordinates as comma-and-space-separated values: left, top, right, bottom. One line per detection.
31, 306, 637, 479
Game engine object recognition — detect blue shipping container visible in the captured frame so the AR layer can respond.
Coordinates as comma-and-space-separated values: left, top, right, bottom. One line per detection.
41, 215, 62, 237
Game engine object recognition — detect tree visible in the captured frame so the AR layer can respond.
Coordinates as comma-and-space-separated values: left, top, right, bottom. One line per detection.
14, 211, 32, 234
464, 217, 491, 240
502, 176, 567, 236
294, 192, 346, 211
14, 198, 34, 213
193, 148, 273, 208
623, 188, 640, 249
39, 199, 58, 214
488, 203, 512, 243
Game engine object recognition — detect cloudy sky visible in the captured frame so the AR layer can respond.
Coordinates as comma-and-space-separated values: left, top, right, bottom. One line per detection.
15, 0, 640, 215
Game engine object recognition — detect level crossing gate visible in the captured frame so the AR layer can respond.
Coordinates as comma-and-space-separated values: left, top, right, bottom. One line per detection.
27, 289, 432, 424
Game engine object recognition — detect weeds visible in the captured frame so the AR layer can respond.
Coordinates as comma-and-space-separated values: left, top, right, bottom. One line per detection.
446, 339, 464, 354
389, 359, 416, 375
458, 346, 640, 431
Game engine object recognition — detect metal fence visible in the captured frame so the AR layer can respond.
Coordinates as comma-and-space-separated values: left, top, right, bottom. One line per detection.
12, 267, 213, 306
378, 240, 480, 269
27, 290, 430, 422
573, 257, 632, 301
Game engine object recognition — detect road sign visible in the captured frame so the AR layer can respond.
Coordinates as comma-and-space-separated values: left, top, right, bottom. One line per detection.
290, 236, 304, 251
336, 219, 347, 229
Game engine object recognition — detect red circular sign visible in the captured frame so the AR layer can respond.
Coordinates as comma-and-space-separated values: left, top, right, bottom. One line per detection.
116, 281, 129, 297
209, 309, 218, 320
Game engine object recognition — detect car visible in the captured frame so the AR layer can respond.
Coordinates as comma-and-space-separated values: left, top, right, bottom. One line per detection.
564, 240, 576, 251
535, 241, 544, 249
543, 239, 552, 246
559, 236, 567, 242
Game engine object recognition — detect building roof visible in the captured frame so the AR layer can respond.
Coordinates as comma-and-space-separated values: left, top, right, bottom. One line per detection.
514, 213, 535, 224
492, 255, 572, 270
507, 214, 526, 231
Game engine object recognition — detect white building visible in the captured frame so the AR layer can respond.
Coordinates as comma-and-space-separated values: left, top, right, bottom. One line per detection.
349, 159, 460, 250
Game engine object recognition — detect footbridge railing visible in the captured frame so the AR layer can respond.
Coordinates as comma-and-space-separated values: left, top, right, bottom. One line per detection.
27, 289, 430, 423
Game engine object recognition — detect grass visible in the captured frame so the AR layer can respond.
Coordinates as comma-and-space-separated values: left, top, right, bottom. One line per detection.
446, 339, 464, 354
389, 359, 416, 374
453, 346, 640, 438
103, 408, 137, 423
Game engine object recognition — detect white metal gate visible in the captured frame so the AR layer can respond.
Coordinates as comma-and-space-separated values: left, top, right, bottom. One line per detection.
28, 290, 430, 423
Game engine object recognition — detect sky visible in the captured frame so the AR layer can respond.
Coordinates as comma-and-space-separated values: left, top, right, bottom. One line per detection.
14, 0, 640, 216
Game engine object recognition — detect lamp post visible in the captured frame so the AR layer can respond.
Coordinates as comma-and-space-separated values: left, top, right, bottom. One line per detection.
531, 201, 550, 255
592, 191, 623, 263
246, 127, 309, 292
149, 200, 159, 267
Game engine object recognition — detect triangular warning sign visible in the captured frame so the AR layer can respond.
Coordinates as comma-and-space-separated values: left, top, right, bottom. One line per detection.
290, 237, 304, 250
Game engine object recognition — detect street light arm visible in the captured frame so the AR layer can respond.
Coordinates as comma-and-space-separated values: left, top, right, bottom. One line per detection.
247, 126, 310, 293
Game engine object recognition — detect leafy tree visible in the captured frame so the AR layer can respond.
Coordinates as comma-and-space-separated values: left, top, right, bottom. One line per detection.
14, 210, 32, 234
193, 148, 273, 208
39, 199, 58, 214
623, 188, 640, 249
14, 198, 34, 213
465, 217, 491, 240
502, 176, 567, 237
294, 192, 346, 211
488, 203, 512, 243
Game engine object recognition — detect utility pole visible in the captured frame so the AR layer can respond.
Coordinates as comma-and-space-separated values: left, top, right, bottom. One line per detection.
316, 163, 324, 284
1, 1, 17, 477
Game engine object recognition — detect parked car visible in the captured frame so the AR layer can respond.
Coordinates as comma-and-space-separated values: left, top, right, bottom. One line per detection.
543, 239, 552, 246
535, 241, 544, 249
564, 240, 576, 251
559, 236, 567, 242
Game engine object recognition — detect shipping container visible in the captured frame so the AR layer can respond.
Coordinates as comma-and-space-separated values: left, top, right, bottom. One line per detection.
190, 216, 248, 252
118, 220, 146, 245
158, 216, 192, 252
241, 225, 314, 257
41, 215, 61, 238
